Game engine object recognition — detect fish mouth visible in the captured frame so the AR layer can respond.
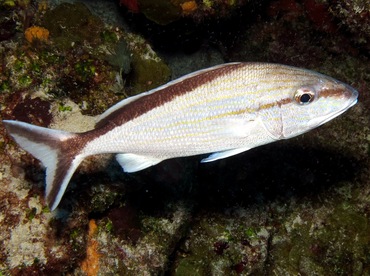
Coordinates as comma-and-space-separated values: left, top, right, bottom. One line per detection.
321, 99, 356, 125
344, 82, 359, 103
310, 85, 358, 127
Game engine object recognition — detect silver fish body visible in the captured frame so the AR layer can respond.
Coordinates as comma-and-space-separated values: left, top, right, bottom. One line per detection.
3, 62, 358, 210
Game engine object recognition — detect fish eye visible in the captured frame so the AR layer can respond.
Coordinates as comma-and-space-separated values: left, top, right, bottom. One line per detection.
294, 88, 315, 105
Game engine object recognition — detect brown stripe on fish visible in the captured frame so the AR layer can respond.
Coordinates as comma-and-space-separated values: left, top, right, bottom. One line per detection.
67, 63, 314, 154
196, 97, 293, 122
320, 87, 349, 99
62, 63, 248, 163
95, 63, 246, 130
227, 97, 293, 115
258, 97, 293, 111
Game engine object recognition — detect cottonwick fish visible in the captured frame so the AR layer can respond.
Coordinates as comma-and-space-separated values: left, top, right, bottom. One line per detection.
3, 62, 358, 210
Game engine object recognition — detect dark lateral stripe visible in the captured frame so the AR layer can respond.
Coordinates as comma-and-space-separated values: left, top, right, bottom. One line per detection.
320, 87, 348, 98
94, 63, 246, 132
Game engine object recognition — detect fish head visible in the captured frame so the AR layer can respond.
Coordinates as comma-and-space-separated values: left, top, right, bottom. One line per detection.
259, 70, 358, 140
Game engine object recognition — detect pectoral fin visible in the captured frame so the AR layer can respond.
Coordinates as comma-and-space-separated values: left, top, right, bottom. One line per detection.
201, 147, 250, 163
116, 153, 163, 173
216, 118, 258, 138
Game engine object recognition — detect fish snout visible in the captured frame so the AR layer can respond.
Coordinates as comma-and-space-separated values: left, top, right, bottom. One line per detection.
344, 83, 359, 104
320, 80, 358, 105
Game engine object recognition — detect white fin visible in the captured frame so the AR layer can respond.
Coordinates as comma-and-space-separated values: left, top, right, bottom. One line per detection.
3, 120, 85, 211
216, 118, 258, 137
201, 147, 251, 163
200, 119, 257, 162
116, 153, 163, 173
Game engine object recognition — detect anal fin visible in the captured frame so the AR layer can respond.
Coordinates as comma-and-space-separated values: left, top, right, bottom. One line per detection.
116, 153, 163, 173
201, 147, 250, 163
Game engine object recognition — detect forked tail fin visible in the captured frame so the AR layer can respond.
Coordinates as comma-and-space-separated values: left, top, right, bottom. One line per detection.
3, 120, 85, 210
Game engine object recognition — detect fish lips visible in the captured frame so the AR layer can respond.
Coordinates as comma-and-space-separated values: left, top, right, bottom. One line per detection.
309, 85, 358, 127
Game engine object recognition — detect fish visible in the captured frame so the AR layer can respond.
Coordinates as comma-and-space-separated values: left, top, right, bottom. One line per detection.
2, 62, 358, 210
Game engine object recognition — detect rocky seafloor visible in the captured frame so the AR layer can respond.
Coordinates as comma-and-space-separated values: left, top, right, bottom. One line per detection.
0, 0, 369, 275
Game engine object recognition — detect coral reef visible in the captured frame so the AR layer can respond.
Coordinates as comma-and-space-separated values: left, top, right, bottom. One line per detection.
124, 33, 171, 94
325, 0, 370, 51
174, 210, 270, 274
0, 1, 172, 274
120, 0, 251, 25
0, 0, 369, 275
42, 3, 104, 51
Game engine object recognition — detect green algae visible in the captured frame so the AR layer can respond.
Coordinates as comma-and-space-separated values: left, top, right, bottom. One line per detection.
0, 80, 10, 92
245, 226, 258, 239
100, 30, 118, 44
74, 59, 96, 82
104, 219, 113, 233
89, 184, 122, 214
173, 213, 269, 275
69, 227, 86, 253
5, 52, 41, 90
26, 208, 37, 221
1, 0, 16, 7
58, 103, 72, 112
270, 192, 370, 275
175, 257, 207, 276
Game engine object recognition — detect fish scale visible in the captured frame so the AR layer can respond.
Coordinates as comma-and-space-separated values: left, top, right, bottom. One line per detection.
97, 65, 304, 153
3, 62, 358, 210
